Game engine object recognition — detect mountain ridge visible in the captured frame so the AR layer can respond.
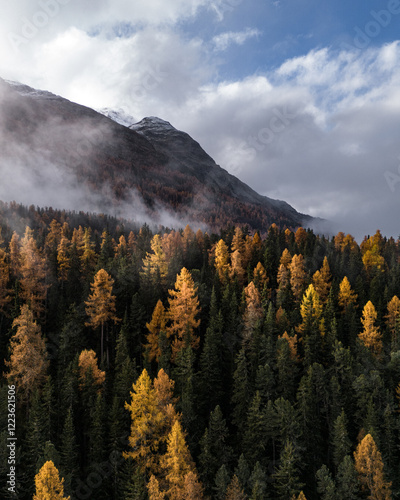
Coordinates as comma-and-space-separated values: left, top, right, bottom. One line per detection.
0, 78, 315, 231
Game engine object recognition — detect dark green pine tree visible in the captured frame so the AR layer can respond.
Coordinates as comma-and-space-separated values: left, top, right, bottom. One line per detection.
254, 363, 275, 403
273, 397, 302, 451
316, 465, 337, 500
242, 391, 268, 469
199, 405, 232, 495
36, 441, 61, 473
276, 337, 297, 401
60, 406, 79, 496
198, 288, 225, 416
336, 455, 359, 500
57, 304, 86, 374
89, 392, 106, 469
331, 409, 352, 472
249, 462, 270, 500
273, 440, 304, 500
122, 459, 147, 500
214, 464, 231, 500
231, 347, 251, 430
235, 454, 251, 497
173, 345, 197, 446
129, 292, 146, 363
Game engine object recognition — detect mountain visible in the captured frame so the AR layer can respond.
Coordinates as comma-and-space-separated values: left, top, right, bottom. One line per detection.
0, 78, 313, 231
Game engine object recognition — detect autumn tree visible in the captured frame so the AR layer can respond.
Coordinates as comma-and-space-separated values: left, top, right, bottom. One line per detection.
215, 239, 230, 282
141, 234, 168, 286
225, 475, 247, 500
289, 254, 306, 302
385, 295, 400, 350
78, 349, 105, 390
167, 267, 200, 359
19, 227, 48, 316
160, 420, 203, 499
146, 300, 167, 363
359, 301, 383, 357
354, 433, 391, 499
5, 304, 48, 402
338, 276, 358, 311
85, 268, 119, 364
243, 281, 263, 342
33, 460, 70, 500
57, 235, 70, 284
312, 256, 331, 304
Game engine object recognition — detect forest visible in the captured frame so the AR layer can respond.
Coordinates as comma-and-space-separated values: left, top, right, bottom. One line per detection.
0, 200, 399, 500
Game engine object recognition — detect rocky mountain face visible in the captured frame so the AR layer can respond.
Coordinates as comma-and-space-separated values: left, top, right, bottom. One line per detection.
0, 78, 313, 231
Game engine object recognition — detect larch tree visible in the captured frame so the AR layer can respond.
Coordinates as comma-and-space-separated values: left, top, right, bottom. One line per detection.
338, 277, 358, 312
78, 349, 105, 390
57, 235, 70, 284
161, 420, 203, 500
225, 475, 247, 500
85, 268, 119, 365
354, 433, 391, 499
33, 460, 70, 500
359, 301, 383, 357
19, 226, 48, 316
385, 295, 400, 349
146, 300, 167, 363
230, 249, 246, 285
215, 239, 230, 282
167, 267, 201, 360
141, 234, 168, 286
5, 304, 48, 402
289, 254, 306, 303
312, 256, 331, 304
243, 281, 263, 342
9, 231, 21, 277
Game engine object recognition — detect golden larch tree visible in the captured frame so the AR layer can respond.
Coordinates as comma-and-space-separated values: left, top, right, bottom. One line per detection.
146, 300, 167, 363
312, 256, 331, 304
5, 304, 48, 402
19, 227, 48, 316
167, 267, 201, 359
215, 239, 230, 282
141, 234, 168, 286
78, 349, 106, 390
57, 235, 70, 283
385, 295, 400, 346
354, 433, 391, 499
9, 231, 21, 277
230, 249, 245, 285
85, 268, 119, 364
359, 301, 383, 356
124, 369, 178, 476
231, 227, 245, 255
280, 248, 292, 268
253, 261, 268, 289
225, 475, 246, 500
297, 284, 324, 336
147, 475, 165, 500
289, 254, 306, 302
160, 420, 203, 500
338, 276, 358, 311
33, 460, 70, 500
243, 281, 263, 341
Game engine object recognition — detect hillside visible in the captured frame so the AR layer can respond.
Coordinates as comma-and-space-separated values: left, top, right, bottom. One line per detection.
0, 78, 313, 231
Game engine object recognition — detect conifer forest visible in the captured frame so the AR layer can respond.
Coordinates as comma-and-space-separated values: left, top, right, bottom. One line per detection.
1, 201, 400, 500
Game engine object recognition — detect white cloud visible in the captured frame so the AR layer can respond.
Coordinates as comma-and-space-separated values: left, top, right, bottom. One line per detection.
212, 28, 261, 51
0, 1, 400, 239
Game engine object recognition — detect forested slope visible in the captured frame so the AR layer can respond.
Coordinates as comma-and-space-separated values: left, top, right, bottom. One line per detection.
0, 202, 399, 499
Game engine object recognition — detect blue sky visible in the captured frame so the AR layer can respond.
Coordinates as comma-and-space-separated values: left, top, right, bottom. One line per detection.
0, 0, 400, 239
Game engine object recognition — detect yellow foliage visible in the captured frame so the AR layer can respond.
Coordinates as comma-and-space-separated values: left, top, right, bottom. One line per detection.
279, 331, 300, 361
359, 301, 383, 357
225, 475, 246, 500
230, 249, 245, 285
312, 257, 331, 304
243, 281, 263, 341
5, 304, 48, 402
215, 239, 230, 281
354, 434, 391, 499
297, 284, 324, 336
167, 267, 201, 359
57, 235, 70, 283
385, 295, 400, 338
78, 349, 105, 389
280, 248, 292, 268
146, 300, 167, 362
338, 276, 358, 311
289, 254, 306, 302
141, 234, 169, 285
85, 269, 119, 330
33, 460, 70, 500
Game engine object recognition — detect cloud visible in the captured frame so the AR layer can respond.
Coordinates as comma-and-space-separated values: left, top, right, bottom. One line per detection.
212, 28, 262, 52
0, 1, 400, 239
